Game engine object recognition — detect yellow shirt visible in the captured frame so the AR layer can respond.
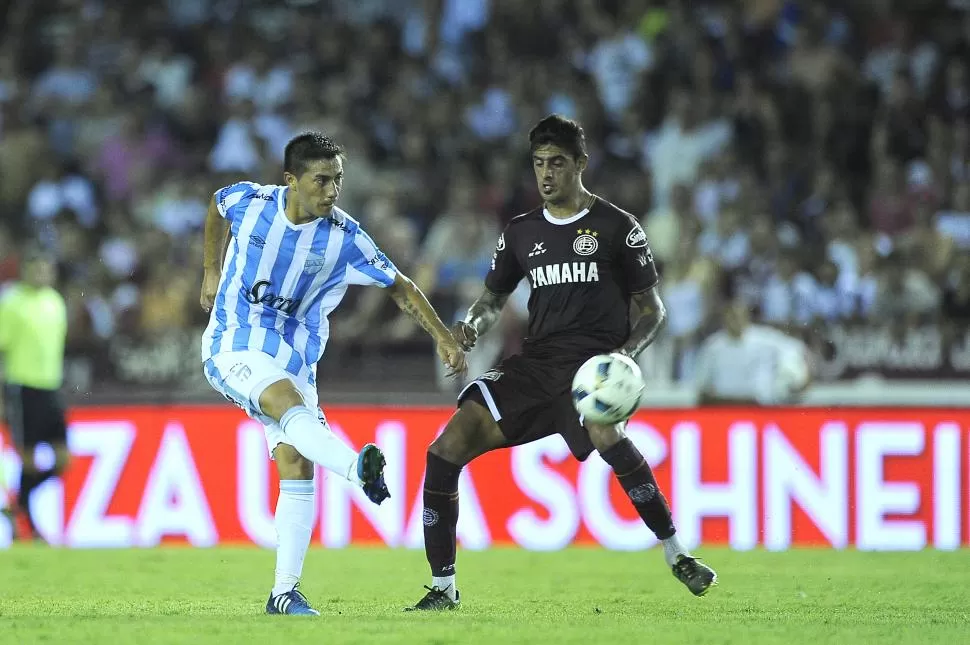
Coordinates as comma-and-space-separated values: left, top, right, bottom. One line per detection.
0, 283, 67, 390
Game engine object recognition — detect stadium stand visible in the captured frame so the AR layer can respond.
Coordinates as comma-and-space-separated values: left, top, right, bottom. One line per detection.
0, 0, 968, 399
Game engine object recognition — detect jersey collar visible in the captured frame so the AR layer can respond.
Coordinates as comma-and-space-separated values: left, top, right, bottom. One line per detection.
542, 207, 589, 225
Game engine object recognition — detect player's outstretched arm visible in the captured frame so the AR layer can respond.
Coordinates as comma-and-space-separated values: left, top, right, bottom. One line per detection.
388, 273, 467, 377
453, 288, 510, 351
618, 285, 667, 359
200, 195, 229, 312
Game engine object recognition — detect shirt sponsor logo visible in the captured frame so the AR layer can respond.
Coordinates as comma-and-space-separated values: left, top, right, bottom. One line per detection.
626, 224, 647, 248
529, 262, 600, 288
245, 280, 301, 314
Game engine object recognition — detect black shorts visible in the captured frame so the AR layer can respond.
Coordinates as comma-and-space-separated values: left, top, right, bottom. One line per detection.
3, 384, 67, 448
458, 353, 595, 461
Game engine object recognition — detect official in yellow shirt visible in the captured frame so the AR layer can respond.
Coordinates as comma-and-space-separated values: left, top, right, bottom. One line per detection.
0, 246, 69, 541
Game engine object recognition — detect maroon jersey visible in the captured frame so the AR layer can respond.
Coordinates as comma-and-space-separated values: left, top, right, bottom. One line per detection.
486, 196, 658, 360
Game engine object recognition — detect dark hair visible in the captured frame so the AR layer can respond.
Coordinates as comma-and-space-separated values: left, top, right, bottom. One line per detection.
529, 114, 587, 160
283, 132, 345, 176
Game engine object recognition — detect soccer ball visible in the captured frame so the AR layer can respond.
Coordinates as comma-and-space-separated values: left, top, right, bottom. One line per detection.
571, 353, 645, 425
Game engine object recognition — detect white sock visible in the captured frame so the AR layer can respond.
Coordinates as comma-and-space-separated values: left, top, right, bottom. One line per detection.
272, 479, 316, 597
279, 407, 360, 484
432, 575, 457, 600
662, 534, 690, 567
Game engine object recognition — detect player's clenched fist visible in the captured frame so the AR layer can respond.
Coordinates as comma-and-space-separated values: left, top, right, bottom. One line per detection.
200, 270, 221, 312
436, 335, 467, 378
451, 321, 478, 351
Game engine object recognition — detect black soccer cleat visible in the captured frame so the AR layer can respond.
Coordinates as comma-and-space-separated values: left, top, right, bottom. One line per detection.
404, 585, 461, 611
672, 556, 717, 597
357, 443, 391, 505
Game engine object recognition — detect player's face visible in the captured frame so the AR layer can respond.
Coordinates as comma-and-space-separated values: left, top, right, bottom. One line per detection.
532, 144, 587, 205
286, 157, 343, 218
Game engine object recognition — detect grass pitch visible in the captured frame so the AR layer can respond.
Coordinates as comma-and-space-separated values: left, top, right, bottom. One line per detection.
1, 546, 967, 644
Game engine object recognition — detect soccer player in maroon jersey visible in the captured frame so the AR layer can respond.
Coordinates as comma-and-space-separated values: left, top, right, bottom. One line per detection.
407, 115, 717, 611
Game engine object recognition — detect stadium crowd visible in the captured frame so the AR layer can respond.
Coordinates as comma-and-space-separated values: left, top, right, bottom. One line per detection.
0, 0, 969, 391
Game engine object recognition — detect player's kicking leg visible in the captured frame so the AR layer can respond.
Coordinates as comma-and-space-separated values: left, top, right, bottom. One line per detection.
204, 354, 389, 616
259, 379, 390, 505
405, 400, 508, 611
586, 420, 717, 596
256, 378, 390, 616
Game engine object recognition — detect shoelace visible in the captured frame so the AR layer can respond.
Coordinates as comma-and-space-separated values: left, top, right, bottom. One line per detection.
290, 583, 310, 604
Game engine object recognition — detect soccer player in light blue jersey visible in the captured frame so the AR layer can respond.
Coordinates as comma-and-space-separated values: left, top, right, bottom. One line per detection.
200, 132, 466, 616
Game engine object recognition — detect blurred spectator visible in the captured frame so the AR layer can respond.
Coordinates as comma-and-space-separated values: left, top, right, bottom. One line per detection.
409, 177, 502, 389
139, 265, 195, 337
943, 253, 970, 324
872, 252, 941, 320
26, 160, 99, 229
0, 0, 966, 391
643, 183, 690, 265
897, 202, 956, 281
30, 40, 96, 109
646, 87, 732, 209
868, 157, 916, 235
695, 300, 811, 406
96, 111, 178, 205
0, 105, 47, 212
936, 181, 970, 248
586, 13, 654, 120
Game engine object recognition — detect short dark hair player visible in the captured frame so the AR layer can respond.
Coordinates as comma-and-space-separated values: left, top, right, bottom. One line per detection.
406, 115, 717, 610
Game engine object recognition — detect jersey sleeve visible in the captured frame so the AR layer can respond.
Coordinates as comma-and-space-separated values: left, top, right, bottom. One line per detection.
484, 226, 525, 294
617, 218, 659, 293
344, 224, 398, 287
213, 181, 259, 226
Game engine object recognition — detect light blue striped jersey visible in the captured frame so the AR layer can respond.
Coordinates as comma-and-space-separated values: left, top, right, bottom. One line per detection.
201, 181, 397, 383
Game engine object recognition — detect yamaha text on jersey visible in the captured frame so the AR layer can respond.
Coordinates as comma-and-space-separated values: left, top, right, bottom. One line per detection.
486, 197, 658, 359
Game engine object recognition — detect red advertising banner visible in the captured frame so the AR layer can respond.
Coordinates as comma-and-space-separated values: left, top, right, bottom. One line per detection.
1, 406, 968, 550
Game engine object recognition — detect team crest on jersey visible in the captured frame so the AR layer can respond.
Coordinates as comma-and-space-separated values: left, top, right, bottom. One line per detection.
304, 252, 327, 274
573, 229, 599, 256
496, 233, 505, 251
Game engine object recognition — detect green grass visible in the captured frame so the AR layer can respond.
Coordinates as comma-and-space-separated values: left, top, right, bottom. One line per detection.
1, 547, 967, 644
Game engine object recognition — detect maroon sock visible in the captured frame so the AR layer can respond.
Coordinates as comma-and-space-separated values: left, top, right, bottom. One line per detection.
600, 437, 676, 540
423, 452, 462, 577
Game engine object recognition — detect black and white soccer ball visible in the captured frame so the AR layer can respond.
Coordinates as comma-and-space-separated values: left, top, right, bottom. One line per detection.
571, 353, 645, 425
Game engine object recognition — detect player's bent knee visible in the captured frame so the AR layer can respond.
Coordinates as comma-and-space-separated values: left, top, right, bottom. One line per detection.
586, 421, 626, 454
430, 401, 504, 466
258, 379, 306, 422
274, 443, 313, 480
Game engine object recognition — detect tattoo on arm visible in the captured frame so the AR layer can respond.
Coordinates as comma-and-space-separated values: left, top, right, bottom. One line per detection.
389, 275, 450, 339
464, 289, 510, 338
620, 287, 667, 359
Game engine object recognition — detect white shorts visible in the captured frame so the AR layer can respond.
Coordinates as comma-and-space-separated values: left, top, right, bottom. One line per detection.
203, 350, 320, 458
